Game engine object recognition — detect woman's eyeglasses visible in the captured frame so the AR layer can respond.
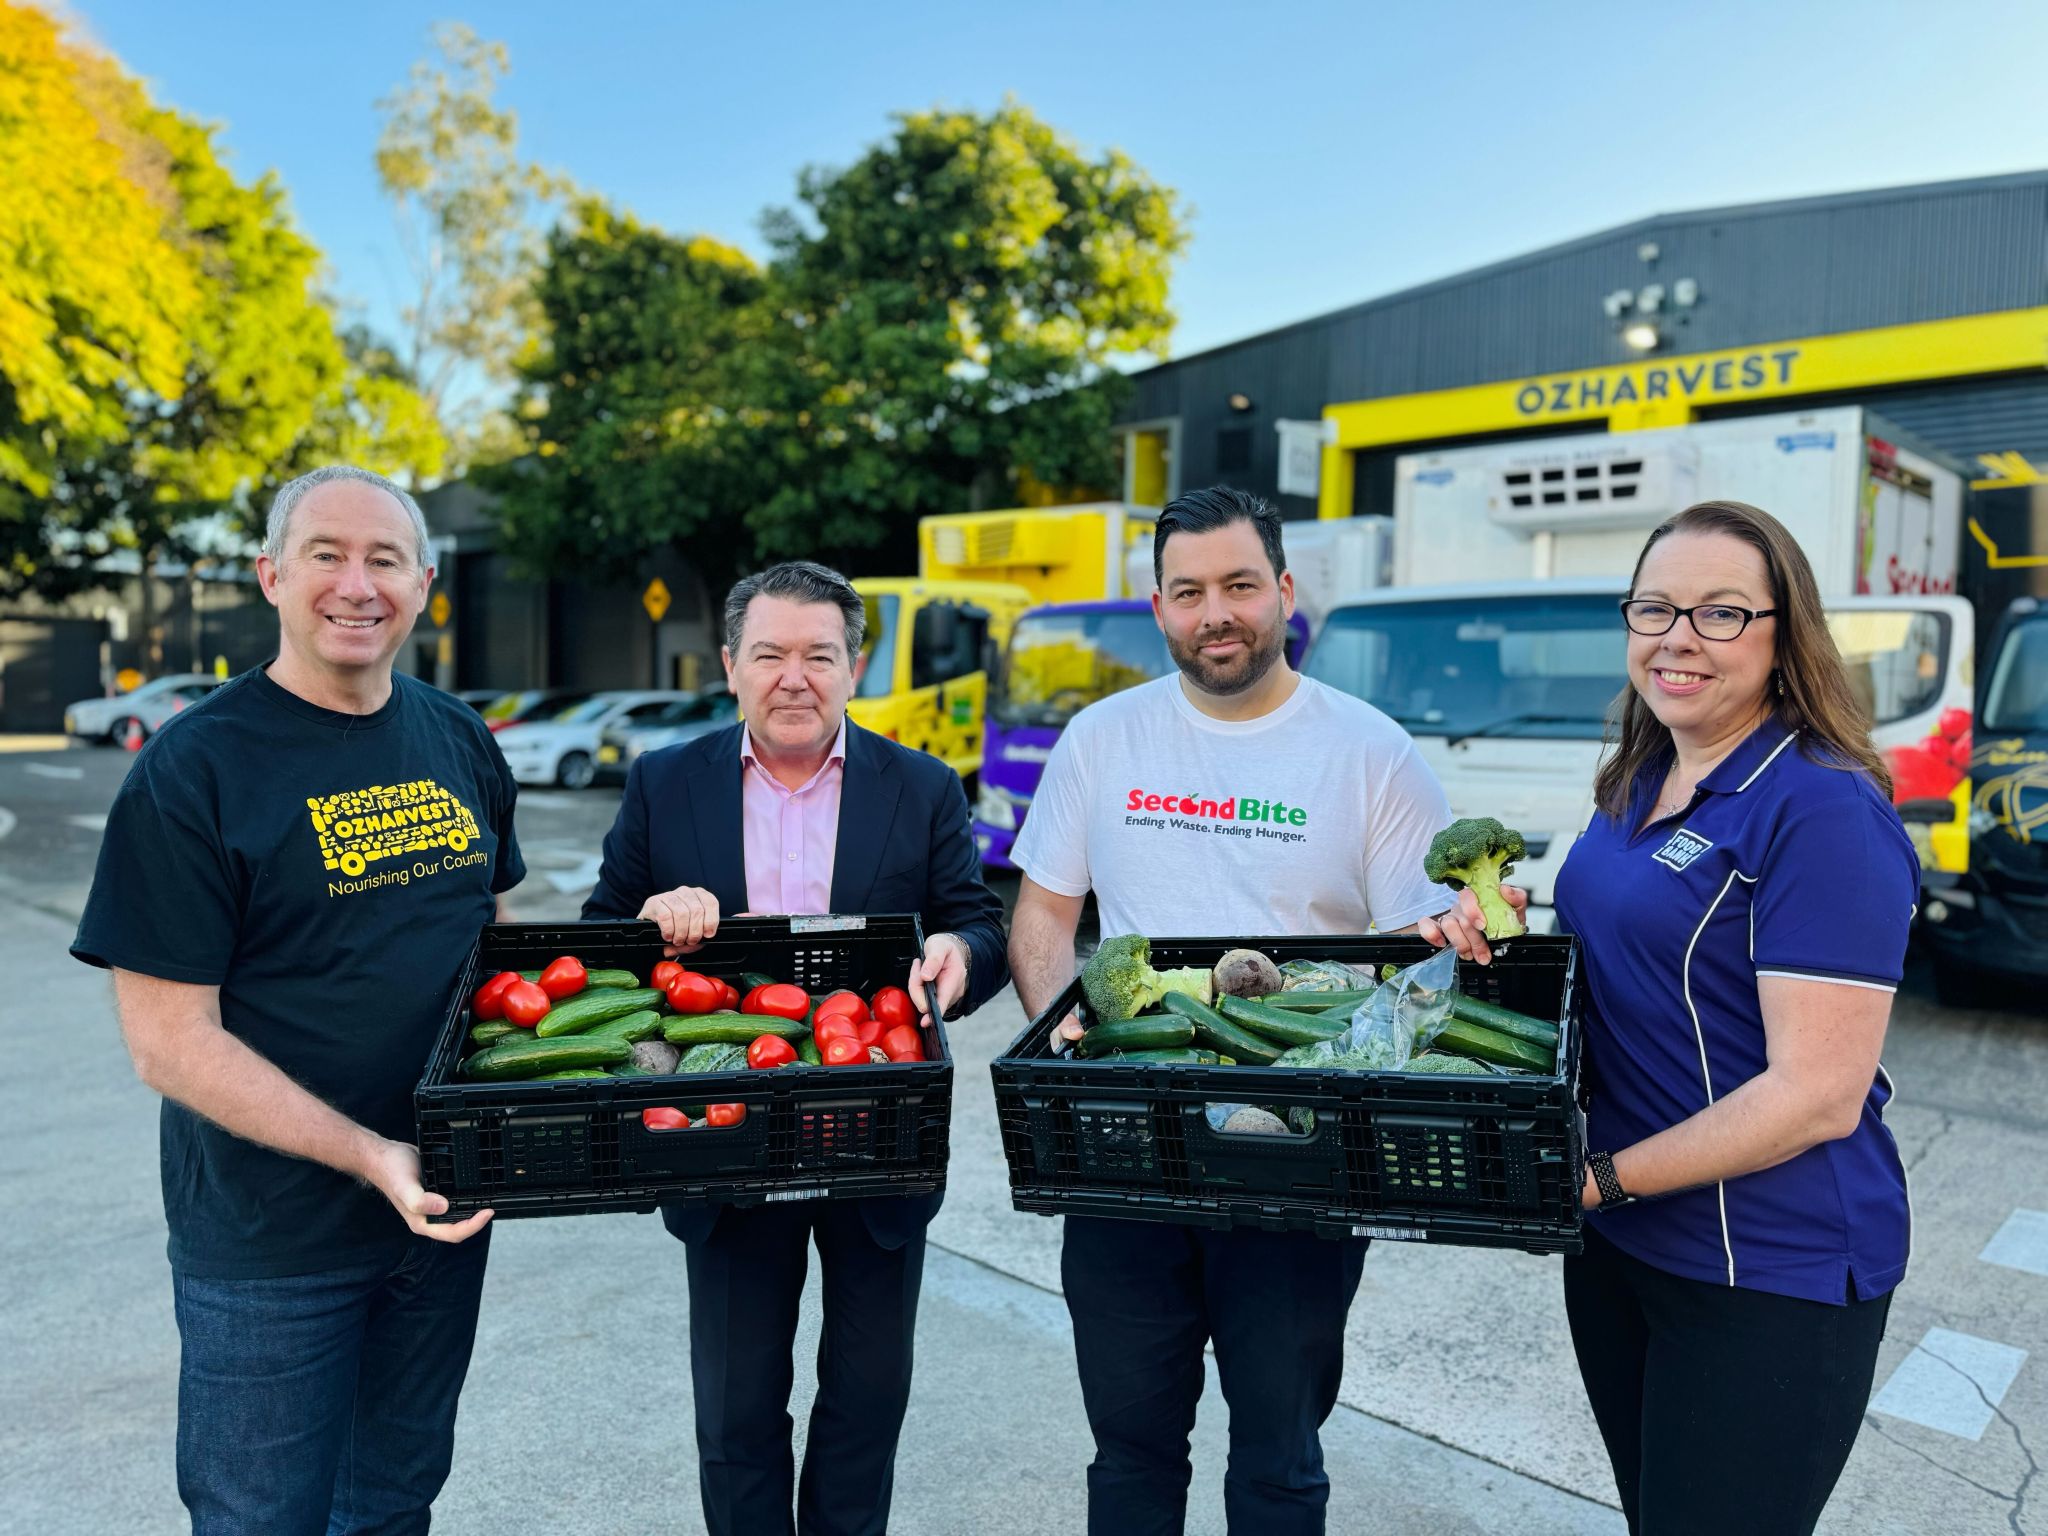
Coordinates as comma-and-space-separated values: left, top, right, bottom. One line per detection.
1620, 600, 1777, 641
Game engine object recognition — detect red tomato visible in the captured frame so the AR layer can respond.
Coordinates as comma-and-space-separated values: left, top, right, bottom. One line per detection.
812, 1015, 860, 1047
714, 980, 741, 1011
880, 1024, 925, 1063
500, 979, 552, 1028
641, 1106, 690, 1130
821, 1035, 867, 1067
814, 990, 869, 1023
665, 972, 722, 1015
746, 1035, 799, 1070
473, 970, 521, 1021
854, 1014, 885, 1048
704, 1103, 747, 1127
871, 986, 916, 1033
651, 961, 686, 991
748, 983, 811, 1021
537, 956, 588, 1000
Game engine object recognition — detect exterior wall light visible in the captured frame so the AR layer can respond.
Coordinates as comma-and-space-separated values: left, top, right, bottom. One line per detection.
1621, 320, 1662, 351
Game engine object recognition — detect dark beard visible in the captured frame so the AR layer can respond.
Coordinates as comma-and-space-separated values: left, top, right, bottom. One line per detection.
1165, 612, 1286, 696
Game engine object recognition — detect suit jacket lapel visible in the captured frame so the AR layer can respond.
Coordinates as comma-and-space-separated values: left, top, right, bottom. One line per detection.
830, 722, 900, 913
685, 727, 749, 917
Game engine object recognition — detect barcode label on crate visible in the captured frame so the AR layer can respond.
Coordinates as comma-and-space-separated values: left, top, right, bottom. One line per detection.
1354, 1224, 1426, 1242
791, 915, 867, 933
766, 1186, 829, 1202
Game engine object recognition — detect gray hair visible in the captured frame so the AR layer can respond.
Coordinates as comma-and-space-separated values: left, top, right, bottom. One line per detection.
264, 465, 431, 569
723, 561, 866, 662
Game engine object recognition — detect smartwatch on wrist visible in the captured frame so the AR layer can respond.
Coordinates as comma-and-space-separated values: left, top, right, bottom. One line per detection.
1587, 1149, 1635, 1209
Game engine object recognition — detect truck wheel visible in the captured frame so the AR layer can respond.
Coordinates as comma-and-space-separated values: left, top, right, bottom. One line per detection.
557, 751, 595, 790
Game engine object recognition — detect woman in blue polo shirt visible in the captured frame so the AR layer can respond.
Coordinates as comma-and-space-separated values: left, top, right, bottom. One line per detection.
1425, 499, 1919, 1536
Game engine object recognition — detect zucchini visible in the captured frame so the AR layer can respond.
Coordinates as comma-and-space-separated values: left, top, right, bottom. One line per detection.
520, 967, 641, 990
1447, 993, 1558, 1048
535, 988, 667, 1038
1217, 994, 1350, 1047
1105, 1048, 1223, 1064
662, 1011, 807, 1047
468, 1019, 522, 1047
1255, 989, 1375, 1012
1434, 1018, 1554, 1073
1158, 993, 1284, 1066
461, 1034, 632, 1081
581, 1009, 665, 1044
1075, 1016, 1194, 1058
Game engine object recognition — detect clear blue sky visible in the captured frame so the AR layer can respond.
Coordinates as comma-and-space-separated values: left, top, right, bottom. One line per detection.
58, 0, 2048, 374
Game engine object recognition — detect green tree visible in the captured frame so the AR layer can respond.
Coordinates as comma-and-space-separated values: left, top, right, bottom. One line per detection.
747, 99, 1187, 567
376, 23, 568, 453
480, 199, 767, 583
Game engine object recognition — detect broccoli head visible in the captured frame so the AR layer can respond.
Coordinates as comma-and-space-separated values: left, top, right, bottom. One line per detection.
1080, 934, 1214, 1024
1423, 817, 1527, 940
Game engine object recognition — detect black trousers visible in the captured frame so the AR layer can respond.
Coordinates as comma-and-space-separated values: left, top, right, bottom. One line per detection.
682, 1202, 925, 1536
1563, 1225, 1893, 1536
1061, 1216, 1370, 1536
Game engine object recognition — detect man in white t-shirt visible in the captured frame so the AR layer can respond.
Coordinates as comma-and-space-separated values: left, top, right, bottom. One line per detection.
1009, 485, 1454, 1535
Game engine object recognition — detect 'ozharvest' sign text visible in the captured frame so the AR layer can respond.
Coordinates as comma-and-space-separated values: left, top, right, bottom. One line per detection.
1515, 349, 1801, 418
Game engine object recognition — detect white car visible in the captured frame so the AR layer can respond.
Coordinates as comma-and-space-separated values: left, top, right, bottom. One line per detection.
65, 674, 220, 746
494, 690, 692, 789
595, 690, 739, 784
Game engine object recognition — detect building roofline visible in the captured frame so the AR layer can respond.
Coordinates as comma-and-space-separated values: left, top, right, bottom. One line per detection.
1143, 169, 2048, 373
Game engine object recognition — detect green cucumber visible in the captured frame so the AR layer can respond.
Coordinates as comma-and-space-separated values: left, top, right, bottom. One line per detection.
535, 988, 667, 1038
1158, 993, 1285, 1066
519, 967, 641, 990
1447, 993, 1558, 1047
1105, 1048, 1223, 1064
468, 1019, 522, 1047
739, 972, 777, 991
581, 1009, 665, 1044
536, 1068, 612, 1080
1255, 989, 1376, 1012
797, 1034, 823, 1066
1434, 1018, 1554, 1073
662, 1011, 807, 1047
1075, 1016, 1194, 1058
461, 1035, 632, 1081
1217, 994, 1351, 1047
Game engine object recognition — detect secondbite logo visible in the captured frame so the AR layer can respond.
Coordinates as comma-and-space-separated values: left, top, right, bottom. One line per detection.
1122, 787, 1310, 845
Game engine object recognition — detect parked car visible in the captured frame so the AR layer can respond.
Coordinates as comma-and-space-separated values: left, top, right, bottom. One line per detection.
495, 691, 691, 788
64, 674, 220, 746
452, 689, 510, 714
479, 688, 600, 733
594, 689, 739, 783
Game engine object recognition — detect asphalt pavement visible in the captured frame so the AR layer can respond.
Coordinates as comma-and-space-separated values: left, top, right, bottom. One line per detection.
2, 737, 2041, 1534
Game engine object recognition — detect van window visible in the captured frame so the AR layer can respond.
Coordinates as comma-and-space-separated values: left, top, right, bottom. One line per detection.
1983, 616, 2048, 732
1827, 610, 1948, 727
857, 594, 900, 699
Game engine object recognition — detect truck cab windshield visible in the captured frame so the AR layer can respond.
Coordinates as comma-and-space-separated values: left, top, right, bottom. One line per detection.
994, 609, 1170, 728
1305, 593, 1625, 740
1984, 614, 2048, 732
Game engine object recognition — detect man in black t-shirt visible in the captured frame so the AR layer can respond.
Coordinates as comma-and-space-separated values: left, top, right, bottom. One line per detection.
73, 466, 522, 1536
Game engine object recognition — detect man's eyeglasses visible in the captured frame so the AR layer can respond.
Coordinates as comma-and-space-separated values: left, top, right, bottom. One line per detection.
1620, 600, 1777, 641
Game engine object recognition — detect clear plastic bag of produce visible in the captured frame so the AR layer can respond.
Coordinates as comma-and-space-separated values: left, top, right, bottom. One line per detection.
1202, 1102, 1292, 1135
1276, 946, 1461, 1071
1276, 957, 1380, 993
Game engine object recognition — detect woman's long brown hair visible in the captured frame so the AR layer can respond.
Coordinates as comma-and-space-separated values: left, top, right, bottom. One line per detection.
1593, 499, 1891, 819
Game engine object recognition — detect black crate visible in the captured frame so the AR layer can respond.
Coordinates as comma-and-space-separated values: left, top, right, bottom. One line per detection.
990, 935, 1585, 1254
415, 917, 952, 1220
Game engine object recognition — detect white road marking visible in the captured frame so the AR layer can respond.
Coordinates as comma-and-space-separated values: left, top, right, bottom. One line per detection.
543, 855, 605, 895
21, 763, 83, 781
68, 814, 108, 833
1980, 1208, 2048, 1279
1869, 1327, 2029, 1440
0, 806, 14, 841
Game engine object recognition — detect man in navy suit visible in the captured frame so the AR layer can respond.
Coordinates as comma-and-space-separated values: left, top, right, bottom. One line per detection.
583, 560, 1007, 1536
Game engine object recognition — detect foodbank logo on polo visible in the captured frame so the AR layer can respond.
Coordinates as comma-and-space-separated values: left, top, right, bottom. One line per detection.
309, 780, 483, 888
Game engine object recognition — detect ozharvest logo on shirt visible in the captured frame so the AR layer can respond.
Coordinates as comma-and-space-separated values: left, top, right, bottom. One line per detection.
1651, 828, 1714, 872
309, 780, 487, 895
1121, 787, 1311, 846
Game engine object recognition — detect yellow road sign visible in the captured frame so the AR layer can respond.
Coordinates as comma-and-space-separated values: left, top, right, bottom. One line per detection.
643, 578, 672, 624
430, 592, 451, 628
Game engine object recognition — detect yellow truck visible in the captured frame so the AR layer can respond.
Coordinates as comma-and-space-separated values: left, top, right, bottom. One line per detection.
849, 503, 1158, 782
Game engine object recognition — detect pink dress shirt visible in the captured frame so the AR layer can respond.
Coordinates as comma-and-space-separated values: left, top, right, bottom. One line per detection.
739, 720, 846, 915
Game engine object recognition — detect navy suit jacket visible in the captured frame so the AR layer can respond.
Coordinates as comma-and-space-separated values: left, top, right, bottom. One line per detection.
581, 718, 1008, 1246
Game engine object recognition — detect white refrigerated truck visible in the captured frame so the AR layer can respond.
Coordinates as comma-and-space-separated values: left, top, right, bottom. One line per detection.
1302, 406, 1974, 929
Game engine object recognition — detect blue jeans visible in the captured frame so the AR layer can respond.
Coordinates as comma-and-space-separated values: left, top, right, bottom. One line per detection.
171, 1231, 492, 1536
